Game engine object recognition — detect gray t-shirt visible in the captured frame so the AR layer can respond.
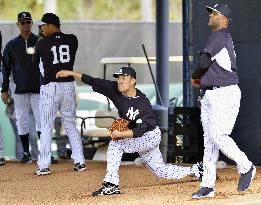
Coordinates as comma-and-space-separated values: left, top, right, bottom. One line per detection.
201, 28, 239, 87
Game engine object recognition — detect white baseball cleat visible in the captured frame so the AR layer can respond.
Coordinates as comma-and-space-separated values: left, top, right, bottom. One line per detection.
74, 163, 86, 171
35, 167, 51, 176
92, 182, 121, 196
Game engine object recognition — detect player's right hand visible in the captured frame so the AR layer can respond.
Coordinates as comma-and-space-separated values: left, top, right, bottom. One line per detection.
1, 92, 10, 104
191, 78, 201, 88
111, 130, 121, 140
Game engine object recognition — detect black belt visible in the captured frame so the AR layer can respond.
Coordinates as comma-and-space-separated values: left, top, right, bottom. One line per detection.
204, 86, 220, 90
203, 83, 239, 91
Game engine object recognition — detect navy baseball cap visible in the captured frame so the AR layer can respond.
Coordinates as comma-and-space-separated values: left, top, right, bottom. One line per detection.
17, 12, 32, 22
113, 67, 136, 79
206, 3, 231, 20
37, 13, 60, 26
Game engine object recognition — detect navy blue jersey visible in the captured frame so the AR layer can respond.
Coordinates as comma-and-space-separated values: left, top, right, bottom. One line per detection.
81, 74, 157, 138
0, 31, 2, 68
200, 28, 239, 87
1, 33, 40, 94
33, 32, 77, 85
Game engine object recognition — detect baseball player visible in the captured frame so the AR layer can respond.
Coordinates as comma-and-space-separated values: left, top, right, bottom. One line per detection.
1, 12, 40, 163
0, 126, 4, 166
191, 4, 255, 198
33, 13, 85, 176
56, 67, 203, 196
0, 30, 6, 166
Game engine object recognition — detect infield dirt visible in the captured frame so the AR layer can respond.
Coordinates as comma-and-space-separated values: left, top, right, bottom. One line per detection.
0, 160, 260, 205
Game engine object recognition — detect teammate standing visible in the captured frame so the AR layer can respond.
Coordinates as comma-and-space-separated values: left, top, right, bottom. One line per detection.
33, 13, 85, 175
191, 3, 255, 198
1, 12, 40, 163
0, 30, 6, 166
56, 67, 202, 196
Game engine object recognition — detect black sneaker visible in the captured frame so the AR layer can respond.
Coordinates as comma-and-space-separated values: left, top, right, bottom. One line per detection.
58, 148, 72, 159
0, 158, 6, 166
192, 187, 215, 199
92, 182, 121, 196
238, 165, 256, 192
190, 161, 203, 180
74, 163, 86, 171
51, 156, 58, 164
35, 167, 51, 176
21, 152, 32, 163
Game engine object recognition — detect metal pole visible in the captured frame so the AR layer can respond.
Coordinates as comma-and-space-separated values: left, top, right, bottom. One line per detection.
182, 0, 190, 107
156, 0, 169, 162
156, 0, 169, 107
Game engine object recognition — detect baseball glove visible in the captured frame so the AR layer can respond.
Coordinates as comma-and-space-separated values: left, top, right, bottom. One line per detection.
109, 118, 129, 134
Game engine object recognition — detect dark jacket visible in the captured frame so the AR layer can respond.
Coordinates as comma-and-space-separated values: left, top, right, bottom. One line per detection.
1, 33, 40, 94
0, 31, 2, 69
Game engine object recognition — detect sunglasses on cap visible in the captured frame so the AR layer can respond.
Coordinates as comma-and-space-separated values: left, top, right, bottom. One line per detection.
19, 20, 32, 25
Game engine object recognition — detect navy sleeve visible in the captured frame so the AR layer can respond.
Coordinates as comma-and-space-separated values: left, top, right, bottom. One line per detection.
132, 122, 149, 138
192, 53, 212, 79
81, 74, 94, 85
1, 43, 12, 92
81, 74, 120, 108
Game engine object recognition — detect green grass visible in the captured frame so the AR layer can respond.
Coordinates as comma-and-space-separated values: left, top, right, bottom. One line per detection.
0, 0, 182, 21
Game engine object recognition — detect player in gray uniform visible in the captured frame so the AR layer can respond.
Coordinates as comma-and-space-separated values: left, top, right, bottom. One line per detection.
191, 4, 255, 198
56, 67, 203, 196
33, 13, 85, 176
1, 12, 40, 163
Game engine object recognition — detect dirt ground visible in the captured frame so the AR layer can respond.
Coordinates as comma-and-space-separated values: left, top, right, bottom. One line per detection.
0, 160, 261, 205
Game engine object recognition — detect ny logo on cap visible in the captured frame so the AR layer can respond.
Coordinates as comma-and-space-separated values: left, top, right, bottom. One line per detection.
22, 13, 27, 18
118, 68, 123, 73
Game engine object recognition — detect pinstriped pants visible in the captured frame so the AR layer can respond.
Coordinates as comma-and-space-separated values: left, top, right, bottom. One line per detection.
13, 93, 40, 135
200, 85, 252, 188
104, 127, 193, 185
0, 73, 4, 157
37, 82, 85, 168
0, 126, 4, 158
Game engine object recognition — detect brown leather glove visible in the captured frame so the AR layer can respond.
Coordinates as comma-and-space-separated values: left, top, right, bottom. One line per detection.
109, 118, 129, 134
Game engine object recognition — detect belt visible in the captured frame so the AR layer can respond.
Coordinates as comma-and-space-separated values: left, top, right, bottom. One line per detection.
203, 83, 239, 91
204, 86, 220, 90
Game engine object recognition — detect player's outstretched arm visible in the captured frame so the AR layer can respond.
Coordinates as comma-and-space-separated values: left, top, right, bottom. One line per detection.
56, 70, 82, 80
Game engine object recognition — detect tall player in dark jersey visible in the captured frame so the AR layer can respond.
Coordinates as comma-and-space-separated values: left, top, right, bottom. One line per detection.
56, 67, 203, 196
33, 13, 85, 176
191, 4, 255, 198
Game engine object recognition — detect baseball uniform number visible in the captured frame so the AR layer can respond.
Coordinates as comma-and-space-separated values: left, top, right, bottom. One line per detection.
51, 45, 70, 64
